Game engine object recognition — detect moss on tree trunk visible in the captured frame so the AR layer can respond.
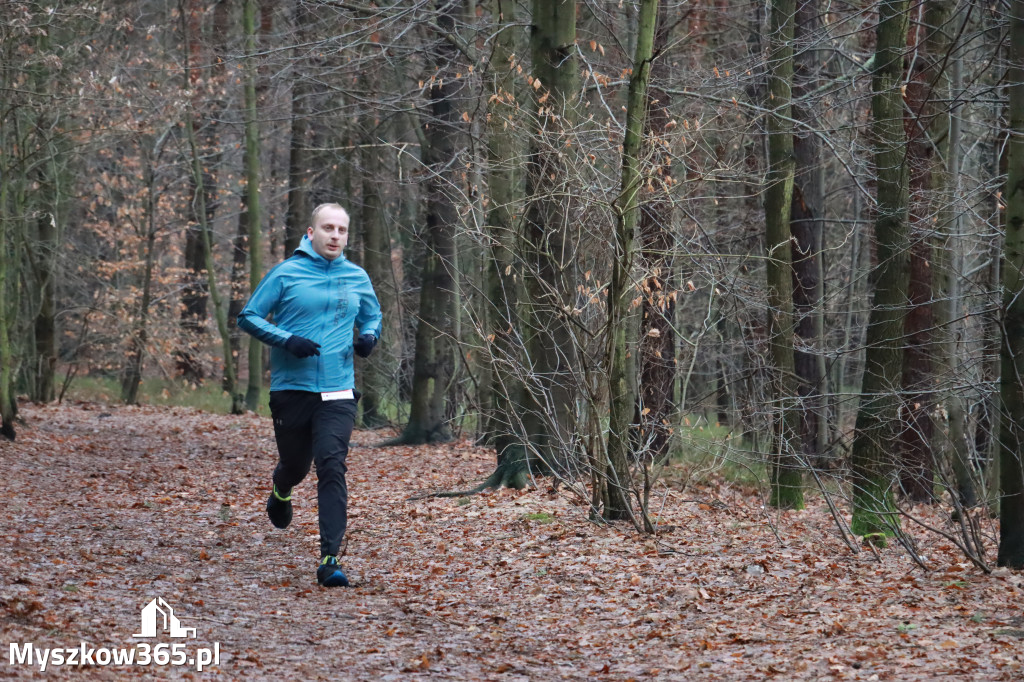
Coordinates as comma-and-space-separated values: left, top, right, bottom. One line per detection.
850, 0, 911, 536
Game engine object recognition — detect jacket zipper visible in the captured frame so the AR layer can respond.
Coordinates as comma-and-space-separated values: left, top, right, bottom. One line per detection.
316, 258, 334, 392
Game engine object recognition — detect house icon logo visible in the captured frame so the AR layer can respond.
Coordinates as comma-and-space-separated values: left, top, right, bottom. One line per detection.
133, 598, 197, 639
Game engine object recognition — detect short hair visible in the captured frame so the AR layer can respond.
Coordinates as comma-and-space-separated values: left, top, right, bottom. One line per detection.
310, 203, 349, 227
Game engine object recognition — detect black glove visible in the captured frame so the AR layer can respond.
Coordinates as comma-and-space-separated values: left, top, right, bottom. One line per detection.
353, 333, 377, 358
285, 335, 321, 358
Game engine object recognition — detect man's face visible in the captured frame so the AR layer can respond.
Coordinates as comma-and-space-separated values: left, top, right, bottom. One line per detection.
307, 207, 349, 261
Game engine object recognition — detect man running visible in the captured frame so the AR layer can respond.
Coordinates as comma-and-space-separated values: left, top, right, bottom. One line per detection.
238, 202, 382, 587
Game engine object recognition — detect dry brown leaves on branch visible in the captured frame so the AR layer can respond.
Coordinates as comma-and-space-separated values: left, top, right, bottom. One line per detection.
1, 403, 1022, 680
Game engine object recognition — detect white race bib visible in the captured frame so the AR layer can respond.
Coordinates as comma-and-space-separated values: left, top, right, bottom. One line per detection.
321, 389, 354, 401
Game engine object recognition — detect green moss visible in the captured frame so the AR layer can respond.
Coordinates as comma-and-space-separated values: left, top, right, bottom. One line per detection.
851, 477, 900, 537
861, 532, 888, 548
770, 476, 806, 510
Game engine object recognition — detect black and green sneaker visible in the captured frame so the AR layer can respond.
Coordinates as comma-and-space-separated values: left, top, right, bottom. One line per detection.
266, 485, 292, 529
317, 555, 349, 587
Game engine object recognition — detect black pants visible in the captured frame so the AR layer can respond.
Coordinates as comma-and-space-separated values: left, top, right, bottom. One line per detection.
269, 390, 357, 558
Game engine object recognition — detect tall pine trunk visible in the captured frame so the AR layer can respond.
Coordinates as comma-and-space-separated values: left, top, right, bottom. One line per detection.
925, 0, 975, 507
122, 132, 169, 404
764, 0, 803, 509
791, 0, 827, 466
850, 0, 911, 537
605, 0, 660, 523
523, 0, 580, 469
285, 81, 310, 256
998, 0, 1024, 568
637, 2, 676, 466
480, 0, 529, 486
242, 0, 264, 411
176, 0, 215, 384
32, 207, 56, 402
394, 0, 461, 445
0, 156, 15, 439
898, 12, 943, 502
898, 240, 934, 502
284, 0, 311, 255
359, 134, 395, 428
25, 21, 64, 404
181, 2, 242, 414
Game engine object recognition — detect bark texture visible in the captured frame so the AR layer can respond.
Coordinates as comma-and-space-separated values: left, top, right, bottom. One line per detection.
850, 0, 911, 537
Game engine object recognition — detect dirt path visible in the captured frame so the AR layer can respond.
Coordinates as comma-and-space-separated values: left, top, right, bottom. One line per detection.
1, 403, 1022, 680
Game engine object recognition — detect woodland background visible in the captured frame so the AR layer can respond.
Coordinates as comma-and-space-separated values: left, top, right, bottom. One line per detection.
3, 0, 1024, 574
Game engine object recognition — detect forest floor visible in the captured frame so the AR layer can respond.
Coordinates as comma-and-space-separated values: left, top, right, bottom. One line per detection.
1, 402, 1023, 681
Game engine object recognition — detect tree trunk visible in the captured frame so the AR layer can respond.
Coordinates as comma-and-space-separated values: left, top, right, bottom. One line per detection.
242, 0, 264, 411
637, 1, 676, 468
394, 0, 461, 445
285, 0, 311, 255
764, 0, 803, 510
791, 0, 827, 467
979, 129, 1006, 503
0, 161, 16, 439
924, 0, 975, 507
285, 84, 310, 256
32, 208, 56, 403
227, 219, 248, 398
480, 0, 528, 479
998, 0, 1024, 568
25, 24, 61, 404
176, 0, 214, 384
898, 237, 934, 502
715, 307, 731, 426
0, 21, 23, 435
898, 10, 951, 503
359, 134, 395, 428
122, 132, 169, 405
605, 0, 660, 523
850, 0, 911, 538
181, 4, 243, 414
523, 0, 580, 470
179, 173, 212, 383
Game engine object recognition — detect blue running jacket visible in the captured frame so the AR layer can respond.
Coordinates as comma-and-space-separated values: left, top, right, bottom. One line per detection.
238, 237, 383, 392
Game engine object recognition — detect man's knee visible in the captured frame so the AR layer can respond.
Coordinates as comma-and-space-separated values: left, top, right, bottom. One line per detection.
275, 456, 314, 485
315, 449, 348, 478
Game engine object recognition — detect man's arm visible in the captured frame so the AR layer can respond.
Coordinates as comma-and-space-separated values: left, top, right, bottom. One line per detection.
354, 273, 383, 340
237, 268, 292, 348
239, 264, 322, 358
352, 273, 383, 358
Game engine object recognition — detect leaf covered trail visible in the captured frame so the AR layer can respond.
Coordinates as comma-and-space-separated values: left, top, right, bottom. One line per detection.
1, 403, 1023, 680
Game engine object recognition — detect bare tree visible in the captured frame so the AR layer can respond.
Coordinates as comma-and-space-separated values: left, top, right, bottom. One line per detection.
791, 0, 827, 466
520, 0, 581, 468
998, 0, 1024, 569
763, 0, 804, 509
394, 0, 464, 445
181, 0, 242, 414
850, 0, 912, 538
605, 0, 661, 523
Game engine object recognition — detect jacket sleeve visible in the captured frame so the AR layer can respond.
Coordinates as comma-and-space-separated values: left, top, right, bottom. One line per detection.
237, 267, 291, 348
355, 273, 383, 339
